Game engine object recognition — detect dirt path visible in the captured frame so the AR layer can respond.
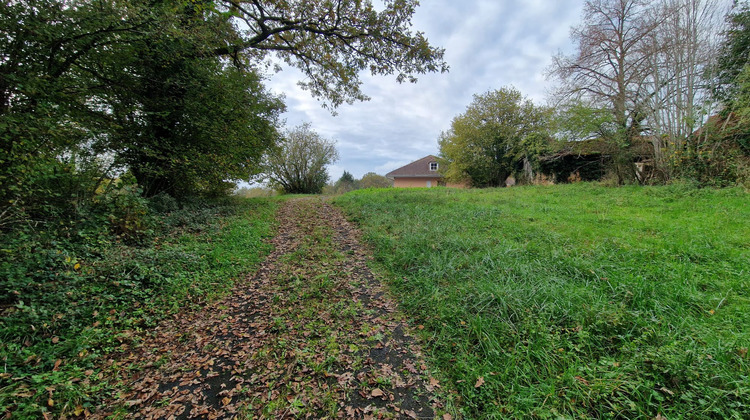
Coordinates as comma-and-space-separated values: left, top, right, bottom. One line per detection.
94, 198, 445, 419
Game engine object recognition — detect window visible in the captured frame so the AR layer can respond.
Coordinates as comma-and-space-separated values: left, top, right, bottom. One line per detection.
429, 162, 438, 171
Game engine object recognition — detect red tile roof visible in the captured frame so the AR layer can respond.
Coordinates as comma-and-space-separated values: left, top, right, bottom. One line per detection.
386, 155, 443, 179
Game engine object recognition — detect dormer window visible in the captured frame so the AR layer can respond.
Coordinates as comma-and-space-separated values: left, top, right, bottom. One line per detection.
429, 162, 438, 171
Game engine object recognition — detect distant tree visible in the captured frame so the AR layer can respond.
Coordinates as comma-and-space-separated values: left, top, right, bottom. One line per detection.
340, 171, 356, 184
646, 0, 729, 176
332, 171, 358, 194
264, 124, 339, 194
439, 87, 552, 187
359, 172, 392, 189
235, 187, 276, 198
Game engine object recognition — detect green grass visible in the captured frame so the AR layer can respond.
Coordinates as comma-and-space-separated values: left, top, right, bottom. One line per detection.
334, 183, 750, 419
0, 197, 279, 418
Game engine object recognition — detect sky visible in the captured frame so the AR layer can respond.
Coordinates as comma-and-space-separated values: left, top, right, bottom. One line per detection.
263, 0, 585, 182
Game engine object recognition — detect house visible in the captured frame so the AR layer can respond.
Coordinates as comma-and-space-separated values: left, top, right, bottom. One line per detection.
386, 155, 466, 188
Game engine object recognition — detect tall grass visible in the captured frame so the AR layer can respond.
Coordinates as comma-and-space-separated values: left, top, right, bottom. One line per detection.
335, 184, 749, 418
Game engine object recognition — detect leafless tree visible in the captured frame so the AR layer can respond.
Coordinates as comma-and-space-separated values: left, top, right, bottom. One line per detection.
551, 0, 662, 143
550, 0, 733, 181
644, 0, 731, 174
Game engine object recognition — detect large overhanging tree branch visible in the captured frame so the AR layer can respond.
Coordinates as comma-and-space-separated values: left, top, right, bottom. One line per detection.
213, 0, 449, 108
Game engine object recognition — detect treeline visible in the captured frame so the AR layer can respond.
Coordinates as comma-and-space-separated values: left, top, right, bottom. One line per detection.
440, 0, 750, 188
1, 0, 446, 225
324, 171, 392, 195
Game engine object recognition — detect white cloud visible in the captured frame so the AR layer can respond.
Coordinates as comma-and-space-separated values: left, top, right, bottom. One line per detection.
264, 0, 584, 181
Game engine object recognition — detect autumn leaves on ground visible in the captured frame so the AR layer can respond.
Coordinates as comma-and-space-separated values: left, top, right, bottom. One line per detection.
94, 198, 447, 418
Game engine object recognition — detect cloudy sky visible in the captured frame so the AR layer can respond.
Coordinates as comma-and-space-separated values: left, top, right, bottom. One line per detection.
264, 0, 585, 182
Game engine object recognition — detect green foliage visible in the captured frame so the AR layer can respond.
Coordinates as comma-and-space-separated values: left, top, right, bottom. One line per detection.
329, 171, 359, 194
716, 2, 750, 104
0, 196, 279, 417
101, 3, 285, 197
439, 86, 553, 187
671, 114, 750, 187
339, 171, 355, 185
2, 0, 446, 223
325, 172, 392, 195
222, 0, 448, 108
335, 185, 750, 419
264, 124, 339, 194
553, 101, 617, 142
358, 172, 393, 189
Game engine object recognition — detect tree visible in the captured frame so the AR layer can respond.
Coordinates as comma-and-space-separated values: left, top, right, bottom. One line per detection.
98, 6, 285, 197
0, 0, 154, 221
715, 2, 750, 105
439, 87, 552, 188
645, 0, 729, 175
332, 171, 358, 194
359, 172, 392, 189
264, 124, 339, 194
550, 0, 664, 182
550, 0, 733, 182
1, 0, 448, 222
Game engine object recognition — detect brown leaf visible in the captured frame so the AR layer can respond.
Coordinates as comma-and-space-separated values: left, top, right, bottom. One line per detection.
221, 396, 231, 406
475, 376, 485, 388
370, 388, 384, 398
51, 337, 59, 344
53, 359, 62, 371
443, 414, 453, 420
659, 387, 674, 396
47, 398, 54, 407
429, 377, 440, 387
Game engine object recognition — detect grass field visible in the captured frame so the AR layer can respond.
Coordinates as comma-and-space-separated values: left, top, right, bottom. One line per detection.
335, 184, 750, 419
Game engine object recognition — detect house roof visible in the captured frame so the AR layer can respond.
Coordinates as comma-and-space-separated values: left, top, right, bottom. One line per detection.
386, 155, 443, 179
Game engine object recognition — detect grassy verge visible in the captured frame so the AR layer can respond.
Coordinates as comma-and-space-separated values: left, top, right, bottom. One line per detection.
334, 184, 750, 418
0, 197, 279, 417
